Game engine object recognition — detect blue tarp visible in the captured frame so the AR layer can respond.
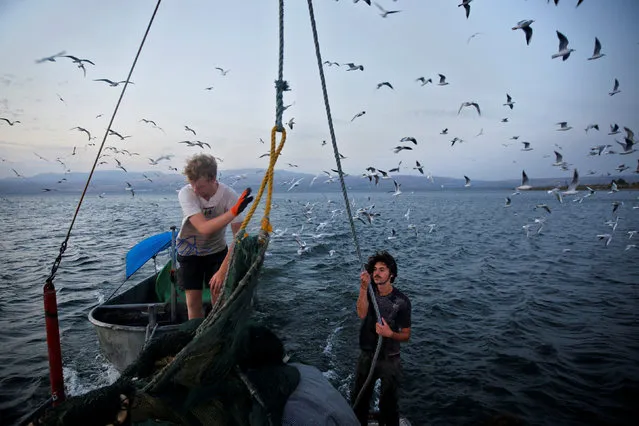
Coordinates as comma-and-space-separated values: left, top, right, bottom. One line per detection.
125, 231, 173, 280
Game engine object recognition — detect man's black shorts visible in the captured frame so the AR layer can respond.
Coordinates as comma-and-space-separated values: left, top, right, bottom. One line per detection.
177, 247, 228, 291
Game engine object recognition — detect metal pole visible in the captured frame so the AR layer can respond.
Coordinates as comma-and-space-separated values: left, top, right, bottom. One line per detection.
170, 226, 177, 323
43, 280, 65, 405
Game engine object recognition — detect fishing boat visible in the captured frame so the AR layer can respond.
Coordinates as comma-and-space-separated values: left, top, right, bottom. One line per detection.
23, 1, 413, 424
87, 227, 198, 372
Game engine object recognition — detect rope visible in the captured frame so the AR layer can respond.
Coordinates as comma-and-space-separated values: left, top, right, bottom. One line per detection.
46, 0, 163, 283
305, 0, 384, 411
274, 0, 289, 131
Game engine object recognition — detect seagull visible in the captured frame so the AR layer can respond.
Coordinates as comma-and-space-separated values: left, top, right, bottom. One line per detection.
552, 31, 575, 61
288, 178, 304, 192
184, 125, 196, 135
556, 122, 572, 131
389, 161, 402, 173
458, 0, 472, 19
70, 126, 92, 140
504, 197, 512, 207
501, 118, 509, 123
400, 137, 417, 145
464, 175, 471, 187
517, 170, 533, 190
503, 94, 515, 109
376, 81, 394, 90
215, 67, 230, 76
440, 128, 448, 135
609, 181, 618, 194
351, 111, 366, 122
587, 37, 605, 60
287, 117, 295, 129
391, 180, 402, 197
521, 142, 533, 151
458, 102, 481, 116
108, 129, 131, 140
179, 140, 211, 149
387, 229, 398, 240
467, 32, 482, 44
512, 20, 534, 45
415, 77, 432, 86
345, 63, 364, 71
374, 2, 401, 18
413, 161, 424, 175
552, 150, 566, 167
204, 86, 214, 91
535, 204, 551, 214
475, 128, 484, 137
437, 74, 449, 86
608, 78, 620, 96
585, 124, 599, 132
0, 118, 21, 126
35, 51, 67, 63
393, 146, 412, 154
93, 79, 134, 87
323, 61, 340, 67
562, 169, 579, 195
597, 234, 613, 247
609, 124, 620, 135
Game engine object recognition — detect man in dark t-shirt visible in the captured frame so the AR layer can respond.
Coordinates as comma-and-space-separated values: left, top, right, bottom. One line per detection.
351, 251, 411, 426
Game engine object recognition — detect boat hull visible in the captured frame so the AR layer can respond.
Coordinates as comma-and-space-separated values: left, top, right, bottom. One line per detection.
88, 272, 194, 372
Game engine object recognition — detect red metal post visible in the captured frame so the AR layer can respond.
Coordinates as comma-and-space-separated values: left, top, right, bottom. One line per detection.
44, 279, 65, 405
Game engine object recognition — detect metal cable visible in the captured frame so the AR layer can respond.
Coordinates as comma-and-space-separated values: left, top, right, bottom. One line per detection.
305, 0, 384, 411
46, 0, 163, 283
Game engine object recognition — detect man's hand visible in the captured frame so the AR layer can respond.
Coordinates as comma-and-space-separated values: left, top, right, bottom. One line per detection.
230, 188, 254, 216
375, 318, 394, 338
360, 270, 371, 291
209, 269, 226, 301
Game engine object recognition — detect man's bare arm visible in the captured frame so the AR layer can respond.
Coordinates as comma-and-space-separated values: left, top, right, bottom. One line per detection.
188, 211, 237, 235
390, 327, 410, 342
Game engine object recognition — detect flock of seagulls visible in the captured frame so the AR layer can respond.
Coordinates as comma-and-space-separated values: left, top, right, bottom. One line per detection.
1, 0, 636, 250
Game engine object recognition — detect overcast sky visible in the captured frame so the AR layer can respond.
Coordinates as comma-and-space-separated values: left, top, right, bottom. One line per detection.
0, 0, 638, 182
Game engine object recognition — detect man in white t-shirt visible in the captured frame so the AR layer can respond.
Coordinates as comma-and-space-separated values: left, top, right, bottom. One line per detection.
177, 154, 253, 319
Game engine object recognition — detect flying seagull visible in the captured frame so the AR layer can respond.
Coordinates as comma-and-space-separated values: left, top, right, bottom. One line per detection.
35, 51, 66, 63
464, 175, 471, 187
512, 20, 534, 45
70, 126, 92, 140
467, 32, 482, 44
415, 77, 432, 86
556, 122, 572, 131
552, 31, 575, 61
458, 102, 481, 116
376, 81, 394, 90
503, 94, 515, 109
345, 63, 364, 71
374, 2, 401, 18
585, 124, 599, 132
93, 79, 134, 87
413, 161, 424, 175
185, 125, 196, 135
517, 170, 533, 190
521, 141, 533, 151
609, 78, 620, 96
351, 111, 366, 122
400, 137, 417, 145
437, 74, 449, 86
215, 67, 230, 76
0, 118, 21, 126
458, 0, 472, 19
588, 37, 605, 60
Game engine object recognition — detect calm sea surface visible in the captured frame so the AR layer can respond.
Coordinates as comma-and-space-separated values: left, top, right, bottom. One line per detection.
1, 189, 638, 425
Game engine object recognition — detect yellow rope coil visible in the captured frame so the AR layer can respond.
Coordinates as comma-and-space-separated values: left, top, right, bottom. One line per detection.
239, 126, 287, 235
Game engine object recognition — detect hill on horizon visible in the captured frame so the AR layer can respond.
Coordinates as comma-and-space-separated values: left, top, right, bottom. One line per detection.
0, 169, 635, 195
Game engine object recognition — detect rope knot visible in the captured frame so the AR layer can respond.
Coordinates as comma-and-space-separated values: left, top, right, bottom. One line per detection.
274, 79, 290, 131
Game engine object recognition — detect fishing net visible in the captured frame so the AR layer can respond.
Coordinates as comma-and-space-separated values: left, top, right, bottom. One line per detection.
32, 232, 304, 426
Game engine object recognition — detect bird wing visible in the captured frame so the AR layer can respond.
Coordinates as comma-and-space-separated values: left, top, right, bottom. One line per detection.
557, 31, 569, 51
